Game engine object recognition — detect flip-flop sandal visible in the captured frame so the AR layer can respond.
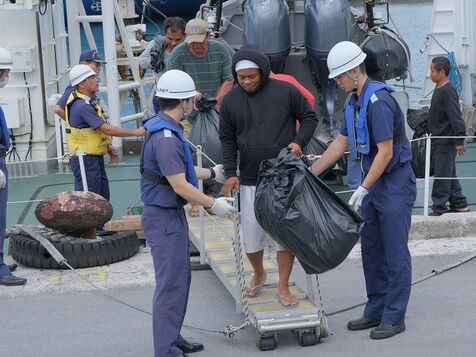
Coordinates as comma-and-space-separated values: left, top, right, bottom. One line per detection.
449, 207, 470, 213
277, 293, 298, 307
245, 274, 266, 298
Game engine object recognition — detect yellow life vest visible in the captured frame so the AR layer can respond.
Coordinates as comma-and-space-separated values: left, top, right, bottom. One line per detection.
65, 91, 112, 155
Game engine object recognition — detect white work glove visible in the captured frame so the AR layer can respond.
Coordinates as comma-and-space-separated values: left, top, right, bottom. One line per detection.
348, 185, 369, 211
208, 197, 237, 218
0, 169, 6, 189
210, 164, 225, 184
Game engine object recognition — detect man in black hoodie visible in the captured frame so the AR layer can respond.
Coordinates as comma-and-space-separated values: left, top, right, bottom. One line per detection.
219, 46, 317, 306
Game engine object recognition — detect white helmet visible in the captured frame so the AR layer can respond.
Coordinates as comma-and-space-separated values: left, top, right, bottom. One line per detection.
0, 47, 13, 70
327, 41, 367, 79
156, 69, 197, 99
69, 64, 96, 86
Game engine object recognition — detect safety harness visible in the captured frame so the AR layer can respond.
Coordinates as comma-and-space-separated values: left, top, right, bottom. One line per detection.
65, 91, 112, 155
140, 115, 198, 200
344, 81, 405, 161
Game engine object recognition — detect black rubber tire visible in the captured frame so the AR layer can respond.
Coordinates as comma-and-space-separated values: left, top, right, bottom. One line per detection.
11, 231, 140, 269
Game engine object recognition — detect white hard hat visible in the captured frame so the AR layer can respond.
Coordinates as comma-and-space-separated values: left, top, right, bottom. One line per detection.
69, 64, 96, 86
327, 41, 367, 79
155, 69, 197, 99
0, 47, 13, 70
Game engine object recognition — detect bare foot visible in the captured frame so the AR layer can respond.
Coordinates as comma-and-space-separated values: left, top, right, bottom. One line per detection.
245, 273, 267, 298
277, 287, 298, 307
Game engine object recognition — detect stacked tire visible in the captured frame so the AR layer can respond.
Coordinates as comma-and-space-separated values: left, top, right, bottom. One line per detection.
11, 231, 140, 269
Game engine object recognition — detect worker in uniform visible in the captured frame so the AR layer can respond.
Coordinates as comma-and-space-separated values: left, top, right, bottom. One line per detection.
0, 47, 26, 286
65, 64, 145, 233
140, 69, 236, 357
310, 41, 416, 339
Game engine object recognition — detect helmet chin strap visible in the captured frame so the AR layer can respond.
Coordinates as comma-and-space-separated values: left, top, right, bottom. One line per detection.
345, 71, 359, 92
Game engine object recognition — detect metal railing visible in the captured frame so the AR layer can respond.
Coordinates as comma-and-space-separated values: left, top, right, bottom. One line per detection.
333, 134, 476, 216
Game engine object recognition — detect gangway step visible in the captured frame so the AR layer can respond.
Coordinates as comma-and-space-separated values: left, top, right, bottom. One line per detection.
187, 211, 322, 350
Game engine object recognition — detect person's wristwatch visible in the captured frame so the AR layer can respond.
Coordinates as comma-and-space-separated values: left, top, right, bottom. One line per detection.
209, 167, 216, 179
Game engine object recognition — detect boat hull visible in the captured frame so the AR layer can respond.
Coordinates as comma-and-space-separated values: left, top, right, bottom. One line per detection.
82, 0, 206, 17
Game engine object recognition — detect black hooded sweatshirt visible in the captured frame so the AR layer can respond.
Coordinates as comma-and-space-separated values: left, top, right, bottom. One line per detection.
219, 46, 318, 185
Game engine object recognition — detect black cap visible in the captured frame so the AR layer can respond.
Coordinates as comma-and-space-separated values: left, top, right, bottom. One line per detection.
79, 49, 106, 64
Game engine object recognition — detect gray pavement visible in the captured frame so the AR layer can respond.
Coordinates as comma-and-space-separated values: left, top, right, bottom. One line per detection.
0, 236, 475, 357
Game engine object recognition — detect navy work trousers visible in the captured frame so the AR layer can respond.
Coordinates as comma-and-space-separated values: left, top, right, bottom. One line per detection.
0, 157, 10, 277
70, 154, 110, 200
360, 164, 416, 325
142, 205, 191, 357
431, 151, 467, 214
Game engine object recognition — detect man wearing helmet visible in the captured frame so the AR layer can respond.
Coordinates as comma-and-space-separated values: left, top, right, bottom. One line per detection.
54, 49, 106, 120
140, 69, 236, 356
0, 47, 27, 286
66, 64, 145, 230
310, 41, 416, 339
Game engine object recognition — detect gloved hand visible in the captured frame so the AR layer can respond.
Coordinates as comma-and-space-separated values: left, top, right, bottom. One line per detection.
209, 197, 237, 218
210, 164, 225, 184
348, 185, 369, 211
0, 169, 6, 189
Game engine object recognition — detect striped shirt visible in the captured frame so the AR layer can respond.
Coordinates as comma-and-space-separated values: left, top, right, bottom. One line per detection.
166, 40, 233, 97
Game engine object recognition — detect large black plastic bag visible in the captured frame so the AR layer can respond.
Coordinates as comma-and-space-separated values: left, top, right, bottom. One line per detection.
407, 107, 430, 178
189, 97, 223, 195
302, 136, 347, 180
189, 97, 222, 167
255, 149, 365, 274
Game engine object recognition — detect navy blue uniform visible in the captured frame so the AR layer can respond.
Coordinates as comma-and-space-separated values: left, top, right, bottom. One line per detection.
141, 113, 196, 357
341, 80, 416, 324
0, 106, 12, 277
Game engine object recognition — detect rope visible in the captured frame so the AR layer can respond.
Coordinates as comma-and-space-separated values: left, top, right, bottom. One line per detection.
426, 34, 462, 96
326, 251, 476, 317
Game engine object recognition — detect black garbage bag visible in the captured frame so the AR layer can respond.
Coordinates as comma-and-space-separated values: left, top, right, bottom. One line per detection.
407, 107, 429, 137
255, 149, 365, 274
407, 107, 430, 178
411, 135, 431, 178
189, 97, 222, 167
302, 137, 347, 180
189, 97, 223, 195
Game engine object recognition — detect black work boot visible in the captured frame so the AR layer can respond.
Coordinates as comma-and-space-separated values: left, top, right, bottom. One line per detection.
0, 273, 27, 286
370, 322, 406, 339
347, 316, 381, 331
177, 338, 204, 354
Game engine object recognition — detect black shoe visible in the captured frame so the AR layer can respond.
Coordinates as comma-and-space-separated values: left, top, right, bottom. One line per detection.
347, 316, 381, 331
177, 339, 204, 354
370, 322, 406, 340
428, 211, 443, 216
0, 273, 27, 286
8, 264, 18, 273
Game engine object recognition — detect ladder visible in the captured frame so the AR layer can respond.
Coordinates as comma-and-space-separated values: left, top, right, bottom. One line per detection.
187, 210, 325, 350
64, 0, 152, 153
421, 0, 476, 107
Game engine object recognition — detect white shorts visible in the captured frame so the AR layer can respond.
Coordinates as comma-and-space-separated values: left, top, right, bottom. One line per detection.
239, 185, 285, 253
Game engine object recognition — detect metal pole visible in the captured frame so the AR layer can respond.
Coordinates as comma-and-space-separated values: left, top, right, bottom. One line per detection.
77, 151, 89, 192
101, 0, 123, 156
306, 275, 316, 302
112, 0, 149, 118
423, 135, 432, 216
196, 145, 206, 266
66, 0, 81, 70
52, 0, 70, 92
